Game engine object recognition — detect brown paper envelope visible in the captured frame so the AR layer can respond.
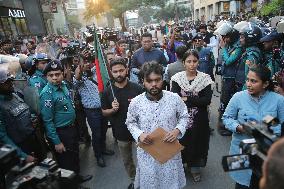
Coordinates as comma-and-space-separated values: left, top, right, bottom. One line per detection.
138, 127, 184, 164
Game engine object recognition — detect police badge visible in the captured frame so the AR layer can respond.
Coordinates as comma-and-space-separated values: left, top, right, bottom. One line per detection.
51, 62, 58, 69
44, 100, 52, 108
35, 82, 41, 88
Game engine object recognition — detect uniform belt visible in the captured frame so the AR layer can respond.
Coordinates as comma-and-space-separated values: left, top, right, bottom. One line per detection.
56, 123, 75, 131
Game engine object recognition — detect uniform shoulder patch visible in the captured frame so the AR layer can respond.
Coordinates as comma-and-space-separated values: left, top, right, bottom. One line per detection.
44, 100, 52, 108
35, 82, 41, 88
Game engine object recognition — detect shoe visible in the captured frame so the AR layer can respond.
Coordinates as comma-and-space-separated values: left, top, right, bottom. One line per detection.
76, 174, 93, 183
97, 157, 106, 167
102, 149, 115, 156
191, 172, 201, 182
127, 183, 134, 189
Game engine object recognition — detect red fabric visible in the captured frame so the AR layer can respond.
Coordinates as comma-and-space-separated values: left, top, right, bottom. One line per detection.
94, 58, 104, 92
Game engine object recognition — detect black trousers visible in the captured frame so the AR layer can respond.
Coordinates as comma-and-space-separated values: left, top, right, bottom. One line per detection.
84, 108, 108, 159
75, 106, 90, 140
53, 125, 80, 173
220, 78, 235, 115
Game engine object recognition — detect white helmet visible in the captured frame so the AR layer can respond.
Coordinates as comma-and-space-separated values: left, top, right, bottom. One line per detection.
234, 21, 249, 32
214, 21, 234, 36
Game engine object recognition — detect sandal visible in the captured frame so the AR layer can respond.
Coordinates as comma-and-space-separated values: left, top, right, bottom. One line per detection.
191, 172, 201, 182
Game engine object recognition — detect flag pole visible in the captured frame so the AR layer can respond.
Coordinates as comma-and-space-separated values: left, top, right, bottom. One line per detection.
93, 25, 116, 100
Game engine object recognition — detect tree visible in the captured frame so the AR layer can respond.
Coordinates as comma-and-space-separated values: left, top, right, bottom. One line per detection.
154, 4, 191, 21
138, 6, 156, 24
83, 0, 110, 21
260, 0, 284, 16
84, 0, 166, 31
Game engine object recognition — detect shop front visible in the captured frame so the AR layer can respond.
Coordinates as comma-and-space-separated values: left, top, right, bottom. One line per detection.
0, 6, 30, 38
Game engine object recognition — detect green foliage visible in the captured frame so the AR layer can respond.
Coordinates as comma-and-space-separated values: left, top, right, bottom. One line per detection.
83, 0, 166, 30
154, 4, 191, 21
138, 6, 156, 24
83, 0, 110, 21
260, 0, 284, 16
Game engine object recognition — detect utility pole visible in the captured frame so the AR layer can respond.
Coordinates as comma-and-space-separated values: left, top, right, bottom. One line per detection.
174, 0, 179, 22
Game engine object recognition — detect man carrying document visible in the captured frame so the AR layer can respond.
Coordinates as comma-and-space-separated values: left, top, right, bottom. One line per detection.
126, 61, 189, 189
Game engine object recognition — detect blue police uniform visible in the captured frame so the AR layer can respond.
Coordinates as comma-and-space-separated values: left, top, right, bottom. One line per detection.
196, 47, 215, 81
0, 93, 42, 160
29, 70, 48, 93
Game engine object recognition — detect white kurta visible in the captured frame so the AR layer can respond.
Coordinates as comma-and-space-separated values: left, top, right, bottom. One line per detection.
126, 91, 189, 189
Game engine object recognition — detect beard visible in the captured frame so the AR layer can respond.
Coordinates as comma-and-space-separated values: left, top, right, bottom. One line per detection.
113, 76, 127, 83
146, 87, 162, 96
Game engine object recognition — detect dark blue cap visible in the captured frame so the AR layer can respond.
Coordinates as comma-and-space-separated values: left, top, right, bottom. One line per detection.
260, 30, 281, 42
43, 59, 63, 75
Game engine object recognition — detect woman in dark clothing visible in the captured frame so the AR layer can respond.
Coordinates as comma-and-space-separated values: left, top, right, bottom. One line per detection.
170, 49, 213, 182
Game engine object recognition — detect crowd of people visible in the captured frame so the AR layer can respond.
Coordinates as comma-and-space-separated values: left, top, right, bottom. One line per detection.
1, 15, 284, 189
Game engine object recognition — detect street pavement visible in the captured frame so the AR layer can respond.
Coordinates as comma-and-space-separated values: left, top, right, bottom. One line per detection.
80, 76, 235, 189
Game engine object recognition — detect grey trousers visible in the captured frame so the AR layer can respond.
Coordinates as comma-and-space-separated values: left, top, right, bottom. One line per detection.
117, 140, 136, 182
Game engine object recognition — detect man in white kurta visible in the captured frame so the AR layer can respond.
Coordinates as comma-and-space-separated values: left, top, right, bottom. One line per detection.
126, 90, 189, 189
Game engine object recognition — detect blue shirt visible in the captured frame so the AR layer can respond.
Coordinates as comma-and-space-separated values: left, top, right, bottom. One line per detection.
131, 48, 167, 69
73, 72, 101, 109
222, 90, 284, 186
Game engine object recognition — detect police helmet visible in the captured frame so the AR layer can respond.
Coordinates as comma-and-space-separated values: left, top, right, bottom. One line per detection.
32, 53, 50, 65
214, 21, 234, 36
239, 22, 262, 45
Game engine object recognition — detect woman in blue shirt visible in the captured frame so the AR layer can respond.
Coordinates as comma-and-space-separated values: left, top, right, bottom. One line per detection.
222, 65, 284, 189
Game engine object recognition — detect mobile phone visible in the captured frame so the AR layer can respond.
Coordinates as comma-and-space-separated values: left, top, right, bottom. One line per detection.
222, 154, 251, 172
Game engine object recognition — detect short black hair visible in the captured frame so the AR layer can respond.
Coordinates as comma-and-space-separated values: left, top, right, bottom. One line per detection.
199, 24, 207, 30
140, 61, 163, 80
176, 45, 188, 59
141, 32, 152, 40
109, 58, 127, 69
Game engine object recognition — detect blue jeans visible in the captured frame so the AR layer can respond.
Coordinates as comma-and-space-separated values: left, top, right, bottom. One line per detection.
84, 108, 105, 159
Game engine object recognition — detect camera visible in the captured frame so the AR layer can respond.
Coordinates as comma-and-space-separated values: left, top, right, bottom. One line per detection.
222, 115, 280, 177
62, 40, 81, 59
0, 144, 76, 189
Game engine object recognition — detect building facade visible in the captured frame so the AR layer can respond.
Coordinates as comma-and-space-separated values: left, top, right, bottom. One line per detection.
193, 0, 266, 22
0, 0, 46, 39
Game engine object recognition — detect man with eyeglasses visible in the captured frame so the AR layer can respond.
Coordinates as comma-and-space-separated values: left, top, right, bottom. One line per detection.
40, 60, 92, 184
193, 34, 215, 81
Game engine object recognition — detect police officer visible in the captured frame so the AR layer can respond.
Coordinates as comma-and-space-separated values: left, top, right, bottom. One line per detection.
28, 53, 49, 93
193, 34, 215, 81
234, 22, 263, 91
40, 60, 92, 183
260, 30, 284, 77
215, 22, 243, 136
0, 68, 43, 162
